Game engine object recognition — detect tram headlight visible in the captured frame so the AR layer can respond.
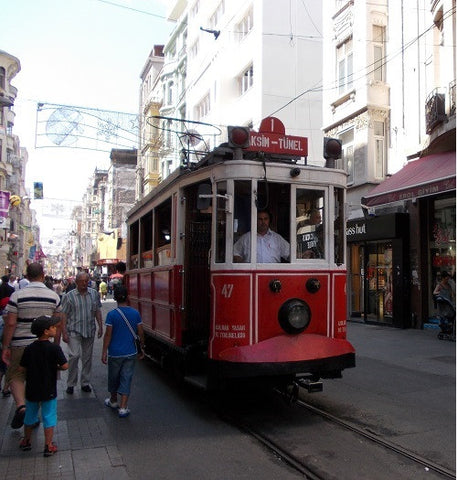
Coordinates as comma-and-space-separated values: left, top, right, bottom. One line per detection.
278, 298, 311, 334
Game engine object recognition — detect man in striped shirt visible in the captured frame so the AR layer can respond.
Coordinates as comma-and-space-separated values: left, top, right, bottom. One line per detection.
61, 271, 103, 394
1, 263, 62, 429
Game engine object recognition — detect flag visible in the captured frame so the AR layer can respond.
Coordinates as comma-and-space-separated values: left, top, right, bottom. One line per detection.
34, 182, 44, 199
0, 191, 10, 218
34, 247, 47, 260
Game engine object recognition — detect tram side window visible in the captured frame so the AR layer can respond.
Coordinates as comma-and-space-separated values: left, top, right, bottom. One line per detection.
334, 188, 345, 265
140, 211, 153, 268
215, 182, 227, 263
129, 221, 139, 269
155, 198, 172, 266
296, 189, 325, 259
233, 180, 251, 263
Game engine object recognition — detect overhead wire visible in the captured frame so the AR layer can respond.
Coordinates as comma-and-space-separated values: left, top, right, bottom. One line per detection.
80, 1, 456, 151
269, 5, 456, 117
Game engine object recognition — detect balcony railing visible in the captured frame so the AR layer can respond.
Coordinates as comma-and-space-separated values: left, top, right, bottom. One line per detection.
425, 88, 446, 134
449, 80, 456, 117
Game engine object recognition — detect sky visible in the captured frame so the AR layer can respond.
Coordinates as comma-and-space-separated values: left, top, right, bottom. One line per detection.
1, 0, 173, 253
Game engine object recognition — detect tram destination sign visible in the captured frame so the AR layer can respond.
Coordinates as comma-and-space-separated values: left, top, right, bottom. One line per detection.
247, 131, 308, 157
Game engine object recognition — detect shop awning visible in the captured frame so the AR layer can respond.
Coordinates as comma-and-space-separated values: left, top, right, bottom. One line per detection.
362, 151, 456, 207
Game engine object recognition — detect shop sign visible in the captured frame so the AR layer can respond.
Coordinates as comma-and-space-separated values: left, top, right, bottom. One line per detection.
346, 222, 367, 238
346, 213, 408, 242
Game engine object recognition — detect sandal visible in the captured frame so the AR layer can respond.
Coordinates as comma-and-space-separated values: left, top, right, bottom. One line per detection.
11, 405, 26, 429
43, 442, 58, 457
19, 437, 31, 451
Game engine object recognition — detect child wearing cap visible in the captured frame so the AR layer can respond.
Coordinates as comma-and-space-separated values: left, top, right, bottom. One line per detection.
19, 315, 68, 457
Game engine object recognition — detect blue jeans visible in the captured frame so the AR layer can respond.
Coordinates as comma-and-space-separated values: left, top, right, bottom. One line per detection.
108, 355, 136, 396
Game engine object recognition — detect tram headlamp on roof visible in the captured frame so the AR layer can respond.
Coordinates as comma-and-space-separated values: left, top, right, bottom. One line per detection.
227, 126, 250, 148
278, 298, 311, 334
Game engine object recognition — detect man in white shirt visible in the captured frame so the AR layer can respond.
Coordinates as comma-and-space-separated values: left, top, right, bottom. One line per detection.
18, 276, 29, 290
233, 210, 290, 263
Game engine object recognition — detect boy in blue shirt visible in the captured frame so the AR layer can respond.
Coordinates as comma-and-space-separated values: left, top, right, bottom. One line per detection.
102, 286, 144, 418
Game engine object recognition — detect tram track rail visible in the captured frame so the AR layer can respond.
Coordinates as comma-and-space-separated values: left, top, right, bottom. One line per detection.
221, 411, 326, 480
277, 389, 456, 480
219, 388, 455, 480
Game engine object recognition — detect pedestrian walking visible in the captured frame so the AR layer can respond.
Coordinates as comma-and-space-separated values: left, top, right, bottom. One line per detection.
0, 275, 15, 299
1, 263, 62, 429
0, 297, 11, 397
18, 274, 29, 290
61, 271, 103, 394
19, 315, 68, 457
99, 278, 108, 301
102, 285, 144, 418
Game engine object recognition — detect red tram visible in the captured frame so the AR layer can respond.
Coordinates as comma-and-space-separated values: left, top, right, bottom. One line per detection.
125, 121, 355, 391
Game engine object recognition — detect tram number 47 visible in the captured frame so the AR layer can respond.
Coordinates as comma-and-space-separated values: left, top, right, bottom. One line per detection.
221, 284, 234, 298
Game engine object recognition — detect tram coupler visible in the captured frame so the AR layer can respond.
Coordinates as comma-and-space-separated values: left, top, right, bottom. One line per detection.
297, 377, 323, 393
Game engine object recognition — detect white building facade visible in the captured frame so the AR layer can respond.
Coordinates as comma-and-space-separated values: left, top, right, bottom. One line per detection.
323, 0, 456, 328
157, 0, 324, 172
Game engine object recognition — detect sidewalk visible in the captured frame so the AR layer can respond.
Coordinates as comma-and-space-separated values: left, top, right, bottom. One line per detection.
0, 376, 128, 480
0, 320, 454, 479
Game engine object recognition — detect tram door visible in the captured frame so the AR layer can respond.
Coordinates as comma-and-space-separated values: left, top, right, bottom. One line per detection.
183, 183, 212, 347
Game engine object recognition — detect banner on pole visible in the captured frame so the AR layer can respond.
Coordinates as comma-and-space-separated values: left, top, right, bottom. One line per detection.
0, 191, 10, 218
35, 102, 139, 152
34, 182, 44, 199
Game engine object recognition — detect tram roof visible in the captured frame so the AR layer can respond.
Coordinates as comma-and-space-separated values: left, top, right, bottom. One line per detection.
127, 145, 345, 219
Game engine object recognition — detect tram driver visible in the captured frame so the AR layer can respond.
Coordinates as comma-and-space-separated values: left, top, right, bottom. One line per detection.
233, 209, 290, 263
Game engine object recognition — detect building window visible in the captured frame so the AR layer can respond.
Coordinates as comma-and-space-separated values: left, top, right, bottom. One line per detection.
149, 154, 159, 172
190, 0, 199, 18
195, 92, 211, 120
337, 37, 353, 94
373, 25, 386, 82
166, 119, 172, 147
340, 128, 354, 184
189, 39, 199, 59
237, 8, 253, 41
209, 0, 225, 29
240, 64, 254, 95
0, 67, 5, 90
167, 81, 174, 105
373, 121, 385, 179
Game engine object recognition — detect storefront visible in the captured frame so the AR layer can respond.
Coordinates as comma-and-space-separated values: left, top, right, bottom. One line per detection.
429, 195, 456, 308
360, 151, 455, 328
346, 213, 410, 328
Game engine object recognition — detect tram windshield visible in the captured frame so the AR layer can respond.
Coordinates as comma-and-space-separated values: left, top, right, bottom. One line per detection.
229, 181, 336, 264
232, 180, 291, 264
